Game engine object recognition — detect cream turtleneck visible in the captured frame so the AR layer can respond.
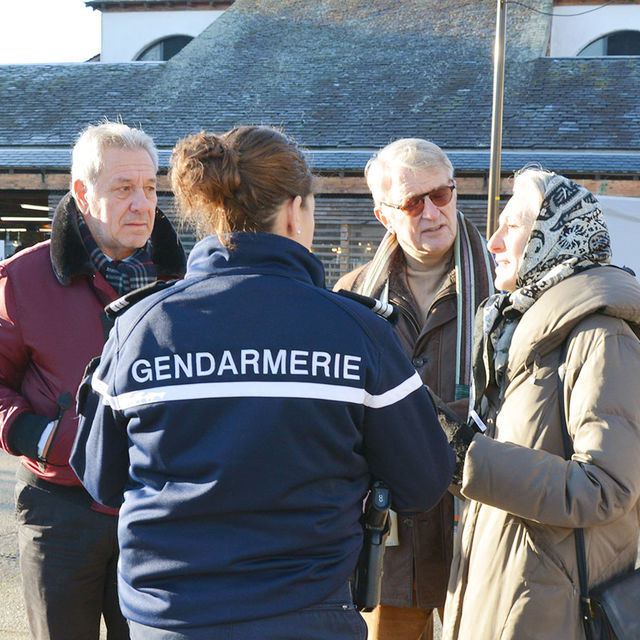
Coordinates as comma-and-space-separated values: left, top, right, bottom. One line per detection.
404, 249, 453, 326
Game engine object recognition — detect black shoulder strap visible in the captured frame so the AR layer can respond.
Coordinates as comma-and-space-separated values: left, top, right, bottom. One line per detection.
105, 280, 176, 320
557, 339, 573, 459
557, 339, 597, 640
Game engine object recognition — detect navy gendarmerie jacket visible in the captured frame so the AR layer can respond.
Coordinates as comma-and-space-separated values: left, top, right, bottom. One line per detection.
71, 232, 454, 630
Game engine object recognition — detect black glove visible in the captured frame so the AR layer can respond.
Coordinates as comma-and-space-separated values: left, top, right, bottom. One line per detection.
7, 412, 51, 461
425, 386, 478, 484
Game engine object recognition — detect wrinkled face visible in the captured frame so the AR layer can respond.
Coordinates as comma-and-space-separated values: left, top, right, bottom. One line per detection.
75, 147, 157, 261
488, 190, 536, 292
375, 166, 458, 265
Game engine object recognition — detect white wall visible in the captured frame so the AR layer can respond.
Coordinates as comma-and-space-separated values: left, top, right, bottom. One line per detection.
100, 10, 224, 62
596, 195, 640, 278
549, 5, 640, 57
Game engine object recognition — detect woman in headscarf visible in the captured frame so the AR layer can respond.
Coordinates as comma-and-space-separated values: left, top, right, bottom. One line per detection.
440, 167, 640, 639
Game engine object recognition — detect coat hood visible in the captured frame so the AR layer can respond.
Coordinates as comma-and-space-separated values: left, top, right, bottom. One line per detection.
509, 265, 640, 371
186, 232, 325, 288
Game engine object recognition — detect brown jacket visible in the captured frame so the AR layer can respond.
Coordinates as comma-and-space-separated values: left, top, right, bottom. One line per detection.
444, 267, 640, 639
335, 225, 493, 609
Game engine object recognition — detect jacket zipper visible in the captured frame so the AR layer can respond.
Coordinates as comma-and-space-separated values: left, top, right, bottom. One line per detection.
394, 301, 422, 336
38, 392, 74, 471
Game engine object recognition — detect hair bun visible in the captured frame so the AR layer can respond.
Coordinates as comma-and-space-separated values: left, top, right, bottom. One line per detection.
172, 132, 241, 203
170, 125, 312, 243
196, 135, 241, 199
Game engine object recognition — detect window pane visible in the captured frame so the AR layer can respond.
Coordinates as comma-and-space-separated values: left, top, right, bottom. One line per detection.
137, 36, 193, 61
578, 38, 606, 56
578, 30, 640, 57
607, 30, 640, 55
138, 43, 163, 61
163, 36, 193, 60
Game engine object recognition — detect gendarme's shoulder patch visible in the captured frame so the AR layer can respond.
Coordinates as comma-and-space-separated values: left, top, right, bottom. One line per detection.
335, 289, 399, 324
106, 280, 177, 319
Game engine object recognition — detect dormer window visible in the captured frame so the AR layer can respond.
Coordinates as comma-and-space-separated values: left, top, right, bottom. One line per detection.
577, 30, 640, 56
136, 35, 194, 61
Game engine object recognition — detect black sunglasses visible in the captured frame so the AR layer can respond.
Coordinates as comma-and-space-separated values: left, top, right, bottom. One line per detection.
380, 182, 456, 217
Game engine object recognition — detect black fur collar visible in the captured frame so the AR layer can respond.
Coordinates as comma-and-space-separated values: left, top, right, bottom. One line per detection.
50, 193, 186, 286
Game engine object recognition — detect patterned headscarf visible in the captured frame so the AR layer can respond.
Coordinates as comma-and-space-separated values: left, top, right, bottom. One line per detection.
471, 174, 611, 418
510, 174, 611, 311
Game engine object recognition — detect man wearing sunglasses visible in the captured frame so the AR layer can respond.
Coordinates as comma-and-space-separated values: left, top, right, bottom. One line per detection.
335, 138, 494, 640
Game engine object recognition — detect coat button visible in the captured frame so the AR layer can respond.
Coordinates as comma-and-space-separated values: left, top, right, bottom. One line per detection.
412, 357, 425, 368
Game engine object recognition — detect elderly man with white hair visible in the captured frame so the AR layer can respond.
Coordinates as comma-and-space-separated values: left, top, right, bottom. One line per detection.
335, 138, 494, 640
0, 120, 186, 639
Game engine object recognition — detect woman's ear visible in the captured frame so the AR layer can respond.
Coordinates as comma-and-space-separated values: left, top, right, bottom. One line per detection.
285, 195, 303, 239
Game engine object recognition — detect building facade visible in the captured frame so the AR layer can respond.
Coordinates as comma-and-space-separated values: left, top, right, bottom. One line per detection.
1, 0, 639, 281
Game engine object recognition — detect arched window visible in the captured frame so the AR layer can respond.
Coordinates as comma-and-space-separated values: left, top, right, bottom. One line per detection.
136, 35, 194, 61
578, 30, 640, 56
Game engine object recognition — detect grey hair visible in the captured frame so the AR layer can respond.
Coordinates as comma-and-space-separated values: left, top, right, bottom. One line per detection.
365, 138, 454, 206
511, 164, 556, 227
70, 120, 159, 191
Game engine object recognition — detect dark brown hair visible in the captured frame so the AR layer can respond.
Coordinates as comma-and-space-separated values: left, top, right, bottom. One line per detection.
170, 126, 313, 243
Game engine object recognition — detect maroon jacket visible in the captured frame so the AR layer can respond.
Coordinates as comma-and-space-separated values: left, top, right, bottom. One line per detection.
0, 194, 185, 493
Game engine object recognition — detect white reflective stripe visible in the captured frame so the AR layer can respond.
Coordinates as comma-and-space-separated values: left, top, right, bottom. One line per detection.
91, 371, 423, 412
363, 371, 423, 408
92, 376, 110, 397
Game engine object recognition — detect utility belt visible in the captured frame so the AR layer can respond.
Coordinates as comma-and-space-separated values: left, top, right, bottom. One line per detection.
17, 463, 96, 509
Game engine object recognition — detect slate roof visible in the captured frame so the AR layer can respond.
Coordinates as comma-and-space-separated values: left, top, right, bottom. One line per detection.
1, 0, 639, 175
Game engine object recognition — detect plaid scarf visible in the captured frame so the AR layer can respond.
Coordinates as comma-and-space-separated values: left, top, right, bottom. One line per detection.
471, 175, 611, 419
77, 211, 158, 296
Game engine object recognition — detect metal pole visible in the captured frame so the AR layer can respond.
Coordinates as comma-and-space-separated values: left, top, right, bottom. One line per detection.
486, 0, 507, 239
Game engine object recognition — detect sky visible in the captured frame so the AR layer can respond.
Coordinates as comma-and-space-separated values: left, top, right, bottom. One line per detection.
0, 0, 101, 64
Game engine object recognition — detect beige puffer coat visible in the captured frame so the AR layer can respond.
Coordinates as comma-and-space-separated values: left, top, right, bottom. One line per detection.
443, 266, 640, 640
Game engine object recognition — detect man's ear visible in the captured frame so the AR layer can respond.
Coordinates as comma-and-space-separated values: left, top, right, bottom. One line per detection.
374, 206, 394, 234
72, 179, 90, 215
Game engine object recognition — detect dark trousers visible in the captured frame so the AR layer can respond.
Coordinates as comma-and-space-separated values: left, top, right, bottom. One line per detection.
14, 479, 129, 640
128, 583, 367, 640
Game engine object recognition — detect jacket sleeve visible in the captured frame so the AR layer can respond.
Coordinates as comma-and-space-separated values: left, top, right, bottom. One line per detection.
0, 265, 51, 457
362, 323, 455, 513
462, 326, 640, 527
70, 326, 129, 509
